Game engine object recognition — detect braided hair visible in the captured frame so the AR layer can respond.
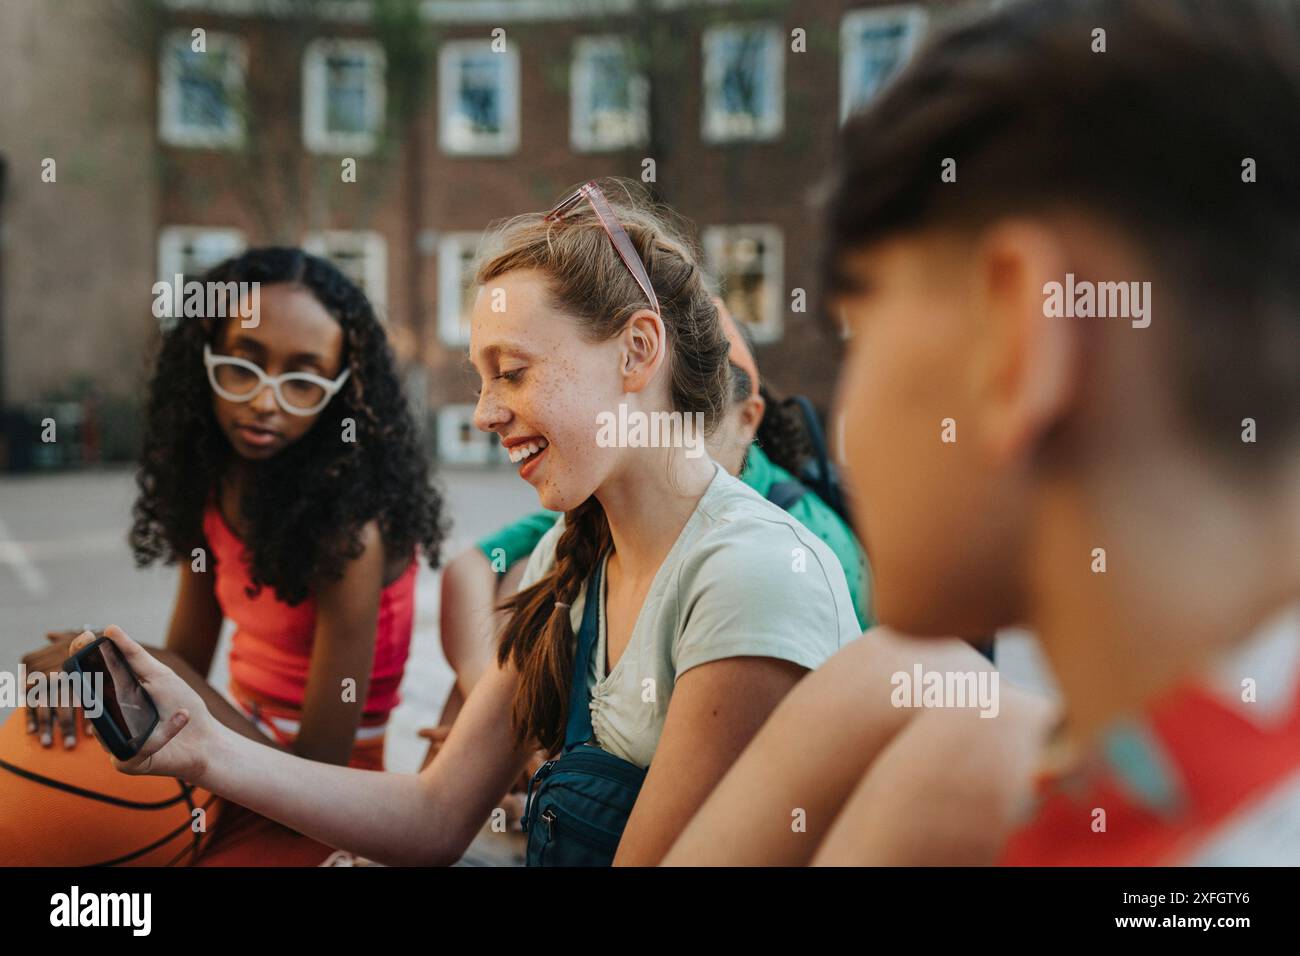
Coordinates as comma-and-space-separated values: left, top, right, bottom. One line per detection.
481, 180, 729, 754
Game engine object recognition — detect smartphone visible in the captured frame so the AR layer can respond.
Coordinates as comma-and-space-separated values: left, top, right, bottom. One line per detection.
62, 636, 160, 761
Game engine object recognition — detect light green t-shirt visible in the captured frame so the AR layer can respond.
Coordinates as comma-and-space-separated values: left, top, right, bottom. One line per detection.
477, 445, 871, 627
518, 463, 860, 769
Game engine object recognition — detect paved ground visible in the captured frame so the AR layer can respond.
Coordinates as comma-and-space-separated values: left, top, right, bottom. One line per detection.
0, 465, 539, 865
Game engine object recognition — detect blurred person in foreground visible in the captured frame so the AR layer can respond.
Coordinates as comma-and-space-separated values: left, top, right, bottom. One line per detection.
666, 0, 1300, 866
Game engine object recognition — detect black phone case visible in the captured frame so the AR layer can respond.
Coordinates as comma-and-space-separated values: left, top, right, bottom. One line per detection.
61, 636, 160, 761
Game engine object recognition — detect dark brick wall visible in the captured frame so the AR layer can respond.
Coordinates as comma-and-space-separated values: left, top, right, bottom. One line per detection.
2, 0, 964, 450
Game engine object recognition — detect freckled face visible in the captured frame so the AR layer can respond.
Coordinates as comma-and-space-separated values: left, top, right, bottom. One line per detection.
470, 269, 623, 512
833, 233, 1026, 636
209, 283, 345, 461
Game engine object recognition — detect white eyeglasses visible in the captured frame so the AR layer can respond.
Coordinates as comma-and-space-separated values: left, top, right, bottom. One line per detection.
204, 344, 350, 417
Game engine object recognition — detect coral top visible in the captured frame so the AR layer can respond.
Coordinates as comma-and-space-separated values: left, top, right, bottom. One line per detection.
202, 503, 417, 718
999, 617, 1300, 865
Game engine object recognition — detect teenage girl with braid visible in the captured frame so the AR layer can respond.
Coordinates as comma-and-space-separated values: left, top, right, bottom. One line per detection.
427, 301, 869, 752
72, 180, 859, 865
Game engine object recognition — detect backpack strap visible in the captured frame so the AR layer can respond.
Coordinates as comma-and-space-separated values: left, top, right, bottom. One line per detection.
791, 395, 853, 525
563, 559, 604, 752
766, 479, 809, 512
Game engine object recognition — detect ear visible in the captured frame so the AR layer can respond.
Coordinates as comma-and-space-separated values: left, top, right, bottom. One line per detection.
969, 219, 1079, 464
619, 309, 667, 394
737, 393, 766, 442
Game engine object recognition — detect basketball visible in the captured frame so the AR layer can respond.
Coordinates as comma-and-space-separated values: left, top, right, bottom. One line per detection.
0, 710, 218, 866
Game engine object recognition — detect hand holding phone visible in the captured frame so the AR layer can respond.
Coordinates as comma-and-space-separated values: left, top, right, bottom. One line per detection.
63, 626, 214, 781
62, 635, 160, 761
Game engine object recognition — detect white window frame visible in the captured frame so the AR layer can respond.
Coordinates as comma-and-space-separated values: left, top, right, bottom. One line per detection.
158, 30, 247, 148
436, 403, 495, 465
839, 5, 927, 123
702, 224, 784, 344
155, 226, 246, 330
157, 226, 246, 283
437, 232, 484, 347
570, 35, 649, 152
303, 229, 388, 316
302, 38, 387, 155
701, 23, 784, 144
439, 39, 520, 156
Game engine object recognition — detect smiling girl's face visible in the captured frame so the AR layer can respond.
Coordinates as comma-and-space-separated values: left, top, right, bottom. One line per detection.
210, 283, 345, 461
470, 269, 625, 512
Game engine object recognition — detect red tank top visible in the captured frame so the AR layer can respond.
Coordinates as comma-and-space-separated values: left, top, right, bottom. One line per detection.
202, 503, 417, 717
1000, 618, 1300, 865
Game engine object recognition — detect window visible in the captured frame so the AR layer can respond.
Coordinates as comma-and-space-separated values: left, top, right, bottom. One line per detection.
157, 226, 245, 283
303, 39, 386, 154
437, 233, 483, 347
570, 37, 649, 152
701, 24, 783, 143
702, 225, 784, 343
156, 227, 246, 330
303, 230, 388, 316
158, 31, 247, 148
439, 40, 520, 155
436, 404, 497, 465
840, 6, 927, 122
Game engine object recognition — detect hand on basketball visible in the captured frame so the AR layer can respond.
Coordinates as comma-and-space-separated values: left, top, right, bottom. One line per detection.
68, 625, 215, 782
21, 630, 93, 749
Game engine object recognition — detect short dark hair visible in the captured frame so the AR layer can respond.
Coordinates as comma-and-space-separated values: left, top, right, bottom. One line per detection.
824, 0, 1300, 460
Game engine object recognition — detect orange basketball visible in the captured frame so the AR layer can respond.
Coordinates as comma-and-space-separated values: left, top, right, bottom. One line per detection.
0, 709, 220, 866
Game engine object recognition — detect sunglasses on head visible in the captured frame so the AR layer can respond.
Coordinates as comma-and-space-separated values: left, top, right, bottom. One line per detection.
545, 181, 660, 317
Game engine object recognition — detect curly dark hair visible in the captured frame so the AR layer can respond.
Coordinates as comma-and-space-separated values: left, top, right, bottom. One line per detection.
130, 247, 445, 605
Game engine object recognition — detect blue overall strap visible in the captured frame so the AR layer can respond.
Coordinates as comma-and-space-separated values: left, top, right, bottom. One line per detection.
765, 478, 809, 512
563, 560, 604, 752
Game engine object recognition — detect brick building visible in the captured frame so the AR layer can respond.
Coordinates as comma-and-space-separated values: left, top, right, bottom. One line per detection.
0, 0, 966, 468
